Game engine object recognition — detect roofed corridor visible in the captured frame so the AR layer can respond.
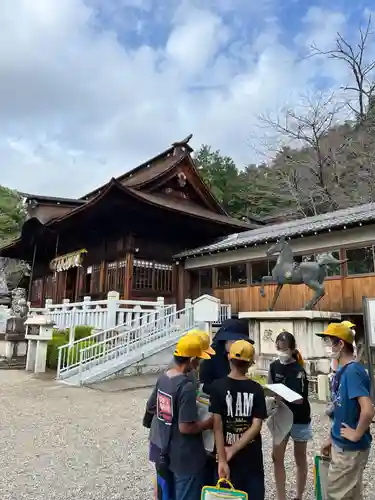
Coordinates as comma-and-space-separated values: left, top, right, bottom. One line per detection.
0, 371, 374, 499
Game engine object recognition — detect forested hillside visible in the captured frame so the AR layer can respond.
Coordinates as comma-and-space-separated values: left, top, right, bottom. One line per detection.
195, 16, 375, 221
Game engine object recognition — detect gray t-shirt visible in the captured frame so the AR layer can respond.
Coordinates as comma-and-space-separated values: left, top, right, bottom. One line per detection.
147, 372, 206, 475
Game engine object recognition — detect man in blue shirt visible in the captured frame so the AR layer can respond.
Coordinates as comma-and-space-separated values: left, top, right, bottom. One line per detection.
316, 322, 374, 500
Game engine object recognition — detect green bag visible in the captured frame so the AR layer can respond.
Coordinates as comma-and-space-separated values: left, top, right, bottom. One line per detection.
314, 455, 330, 500
201, 479, 248, 500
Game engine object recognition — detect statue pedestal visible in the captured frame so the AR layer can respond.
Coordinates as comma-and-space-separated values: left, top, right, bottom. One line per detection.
238, 310, 341, 376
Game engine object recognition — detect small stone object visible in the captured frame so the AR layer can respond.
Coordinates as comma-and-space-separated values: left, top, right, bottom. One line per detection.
10, 288, 27, 317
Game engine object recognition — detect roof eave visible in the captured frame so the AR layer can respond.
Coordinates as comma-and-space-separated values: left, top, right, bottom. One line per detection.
173, 217, 373, 260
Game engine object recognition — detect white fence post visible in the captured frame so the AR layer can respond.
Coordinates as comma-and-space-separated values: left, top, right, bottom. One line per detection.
107, 291, 120, 329
156, 296, 165, 329
184, 298, 192, 329
83, 296, 91, 326
63, 299, 74, 344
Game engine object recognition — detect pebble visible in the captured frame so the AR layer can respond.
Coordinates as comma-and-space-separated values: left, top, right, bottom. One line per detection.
0, 371, 373, 499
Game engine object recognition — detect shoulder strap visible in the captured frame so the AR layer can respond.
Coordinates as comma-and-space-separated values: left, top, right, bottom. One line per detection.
333, 361, 354, 392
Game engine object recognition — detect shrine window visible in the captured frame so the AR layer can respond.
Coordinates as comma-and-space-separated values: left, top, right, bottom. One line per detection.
132, 260, 173, 293
323, 250, 342, 277
90, 264, 101, 294
216, 264, 248, 287
346, 247, 375, 275
105, 260, 126, 292
250, 260, 276, 285
44, 274, 56, 300
30, 278, 44, 305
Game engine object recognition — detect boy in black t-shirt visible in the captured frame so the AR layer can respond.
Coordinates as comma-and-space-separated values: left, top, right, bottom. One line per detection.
209, 340, 267, 500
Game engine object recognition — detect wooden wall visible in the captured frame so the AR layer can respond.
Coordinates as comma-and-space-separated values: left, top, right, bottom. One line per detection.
213, 276, 375, 314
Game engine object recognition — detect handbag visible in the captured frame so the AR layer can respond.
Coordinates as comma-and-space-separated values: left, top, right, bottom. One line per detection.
201, 479, 248, 500
314, 455, 330, 500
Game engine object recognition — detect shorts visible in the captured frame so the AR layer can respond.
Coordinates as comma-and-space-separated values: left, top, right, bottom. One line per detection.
174, 471, 204, 500
289, 423, 313, 442
327, 445, 370, 500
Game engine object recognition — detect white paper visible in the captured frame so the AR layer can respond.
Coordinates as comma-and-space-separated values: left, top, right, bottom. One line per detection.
197, 399, 214, 452
264, 383, 303, 403
266, 398, 294, 445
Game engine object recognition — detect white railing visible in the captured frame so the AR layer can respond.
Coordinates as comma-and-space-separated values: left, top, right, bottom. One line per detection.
57, 300, 196, 384
218, 303, 231, 324
76, 303, 195, 384
29, 291, 166, 342
56, 303, 179, 380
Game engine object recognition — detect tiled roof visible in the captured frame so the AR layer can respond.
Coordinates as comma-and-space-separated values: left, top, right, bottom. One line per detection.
174, 202, 375, 258
20, 193, 86, 205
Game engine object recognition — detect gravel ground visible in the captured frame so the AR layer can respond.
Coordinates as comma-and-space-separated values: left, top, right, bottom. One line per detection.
0, 371, 373, 499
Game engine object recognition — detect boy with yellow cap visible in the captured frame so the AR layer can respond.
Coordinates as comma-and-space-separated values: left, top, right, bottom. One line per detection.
146, 333, 213, 500
209, 339, 267, 500
316, 322, 374, 500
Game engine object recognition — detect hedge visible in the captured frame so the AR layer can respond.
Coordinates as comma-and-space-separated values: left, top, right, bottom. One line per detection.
46, 325, 100, 371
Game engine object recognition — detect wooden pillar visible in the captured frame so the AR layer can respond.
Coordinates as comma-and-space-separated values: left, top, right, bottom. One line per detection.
123, 252, 134, 300
176, 263, 190, 309
123, 234, 135, 300
99, 261, 106, 294
27, 243, 38, 303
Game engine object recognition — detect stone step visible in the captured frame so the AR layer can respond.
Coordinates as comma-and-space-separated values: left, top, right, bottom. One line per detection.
0, 357, 26, 370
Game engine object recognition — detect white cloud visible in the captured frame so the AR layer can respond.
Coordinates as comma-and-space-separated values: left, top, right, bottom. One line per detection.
0, 1, 365, 196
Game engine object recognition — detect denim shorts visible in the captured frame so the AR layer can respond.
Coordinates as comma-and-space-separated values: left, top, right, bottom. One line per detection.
289, 423, 313, 442
174, 471, 204, 500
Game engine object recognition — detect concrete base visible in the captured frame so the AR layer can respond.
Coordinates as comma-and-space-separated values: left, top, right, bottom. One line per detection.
0, 338, 27, 360
239, 310, 341, 375
26, 339, 48, 374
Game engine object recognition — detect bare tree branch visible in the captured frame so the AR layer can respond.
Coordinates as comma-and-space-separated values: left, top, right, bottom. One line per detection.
309, 14, 375, 120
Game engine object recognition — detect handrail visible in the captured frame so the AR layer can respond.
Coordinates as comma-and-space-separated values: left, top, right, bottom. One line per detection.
56, 304, 175, 379
76, 305, 194, 384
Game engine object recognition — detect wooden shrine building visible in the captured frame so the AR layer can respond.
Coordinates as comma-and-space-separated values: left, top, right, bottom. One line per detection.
0, 135, 257, 308
174, 202, 375, 334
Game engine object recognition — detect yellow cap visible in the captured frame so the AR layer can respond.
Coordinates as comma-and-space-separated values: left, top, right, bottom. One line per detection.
229, 339, 255, 362
186, 329, 216, 355
174, 334, 211, 359
341, 320, 355, 329
316, 322, 354, 344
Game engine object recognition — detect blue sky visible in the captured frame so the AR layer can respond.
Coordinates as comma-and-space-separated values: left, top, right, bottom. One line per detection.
0, 0, 374, 196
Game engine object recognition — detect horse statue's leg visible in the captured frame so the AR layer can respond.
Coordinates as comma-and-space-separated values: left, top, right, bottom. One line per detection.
259, 276, 274, 298
268, 284, 283, 311
303, 280, 325, 310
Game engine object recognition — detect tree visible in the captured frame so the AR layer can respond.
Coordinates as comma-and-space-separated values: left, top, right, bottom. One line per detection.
0, 186, 25, 244
257, 93, 356, 215
194, 145, 244, 217
195, 145, 291, 219
0, 186, 27, 292
309, 14, 375, 122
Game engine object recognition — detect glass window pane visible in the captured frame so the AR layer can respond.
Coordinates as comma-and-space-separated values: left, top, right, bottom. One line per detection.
325, 251, 341, 277
217, 267, 231, 287
199, 269, 212, 293
251, 261, 272, 284
347, 247, 374, 275
230, 264, 247, 285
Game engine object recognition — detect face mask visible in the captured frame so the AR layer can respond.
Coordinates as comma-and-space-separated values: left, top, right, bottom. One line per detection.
277, 351, 291, 364
325, 346, 340, 360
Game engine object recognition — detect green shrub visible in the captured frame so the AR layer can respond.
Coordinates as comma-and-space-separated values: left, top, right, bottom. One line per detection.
74, 325, 94, 340
67, 339, 103, 365
46, 331, 103, 371
47, 334, 68, 369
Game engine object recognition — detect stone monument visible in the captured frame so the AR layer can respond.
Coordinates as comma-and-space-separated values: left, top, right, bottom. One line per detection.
3, 287, 29, 365
239, 238, 344, 376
